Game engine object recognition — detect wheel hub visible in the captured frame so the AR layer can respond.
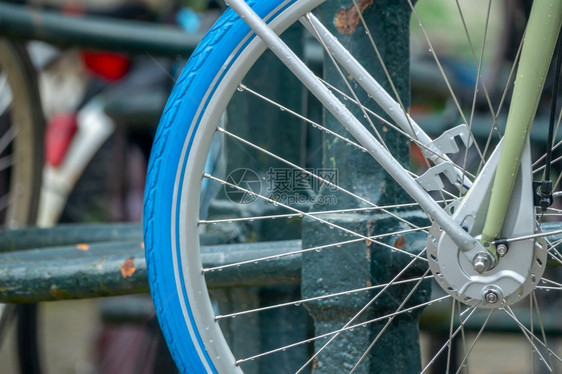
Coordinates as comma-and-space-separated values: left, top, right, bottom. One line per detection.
426, 140, 547, 308
427, 221, 547, 308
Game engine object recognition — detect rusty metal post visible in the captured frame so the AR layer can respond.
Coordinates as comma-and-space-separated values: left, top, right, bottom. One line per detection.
301, 1, 430, 372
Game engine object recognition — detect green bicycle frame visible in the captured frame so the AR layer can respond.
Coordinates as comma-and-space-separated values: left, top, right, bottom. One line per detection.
481, 0, 562, 254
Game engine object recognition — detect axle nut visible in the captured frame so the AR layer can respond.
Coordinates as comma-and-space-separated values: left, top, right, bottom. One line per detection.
472, 252, 492, 274
484, 290, 500, 304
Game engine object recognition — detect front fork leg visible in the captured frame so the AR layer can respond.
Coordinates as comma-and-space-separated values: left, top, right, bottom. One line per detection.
480, 0, 562, 259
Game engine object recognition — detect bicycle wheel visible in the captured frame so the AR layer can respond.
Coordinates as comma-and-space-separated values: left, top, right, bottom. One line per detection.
0, 39, 44, 373
145, 0, 562, 372
0, 40, 43, 227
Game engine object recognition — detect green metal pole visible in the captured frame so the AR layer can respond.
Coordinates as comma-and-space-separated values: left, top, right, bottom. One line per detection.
0, 223, 142, 252
0, 2, 201, 57
0, 239, 303, 303
481, 0, 562, 251
301, 1, 428, 372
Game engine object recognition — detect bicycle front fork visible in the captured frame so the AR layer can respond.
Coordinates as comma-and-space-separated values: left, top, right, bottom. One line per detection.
480, 0, 562, 264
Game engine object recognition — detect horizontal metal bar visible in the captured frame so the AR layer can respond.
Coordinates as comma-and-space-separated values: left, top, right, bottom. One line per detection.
0, 239, 302, 303
0, 2, 202, 56
0, 223, 142, 252
0, 222, 239, 252
0, 240, 147, 303
1, 222, 561, 307
201, 240, 302, 289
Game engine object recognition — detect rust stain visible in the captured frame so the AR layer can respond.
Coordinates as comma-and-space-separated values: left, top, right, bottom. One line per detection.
312, 358, 319, 370
394, 236, 406, 250
366, 218, 376, 247
121, 257, 136, 278
76, 243, 89, 251
335, 0, 374, 35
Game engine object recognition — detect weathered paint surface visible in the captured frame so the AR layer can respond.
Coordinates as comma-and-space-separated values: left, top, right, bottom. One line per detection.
335, 0, 374, 34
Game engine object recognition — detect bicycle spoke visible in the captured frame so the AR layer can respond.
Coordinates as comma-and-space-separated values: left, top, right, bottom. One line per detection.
236, 293, 449, 368
455, 0, 499, 130
317, 78, 476, 181
540, 277, 562, 290
445, 300, 457, 374
457, 0, 493, 194
350, 268, 432, 373
454, 309, 495, 374
304, 12, 390, 154
350, 1, 409, 119
295, 252, 430, 373
203, 173, 428, 262
344, 0, 424, 156
215, 125, 426, 230
532, 111, 562, 170
547, 248, 562, 266
239, 69, 477, 199
200, 205, 435, 225
539, 206, 562, 218
551, 172, 562, 195
530, 295, 536, 374
546, 236, 562, 251
531, 292, 555, 371
542, 238, 562, 265
237, 84, 366, 151
203, 225, 430, 274
215, 274, 433, 320
421, 306, 479, 373
534, 153, 562, 174
303, 12, 477, 197
409, 0, 485, 166
477, 35, 524, 174
503, 306, 556, 371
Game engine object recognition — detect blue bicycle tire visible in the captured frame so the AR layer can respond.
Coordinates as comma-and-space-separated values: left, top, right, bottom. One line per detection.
144, 0, 323, 372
